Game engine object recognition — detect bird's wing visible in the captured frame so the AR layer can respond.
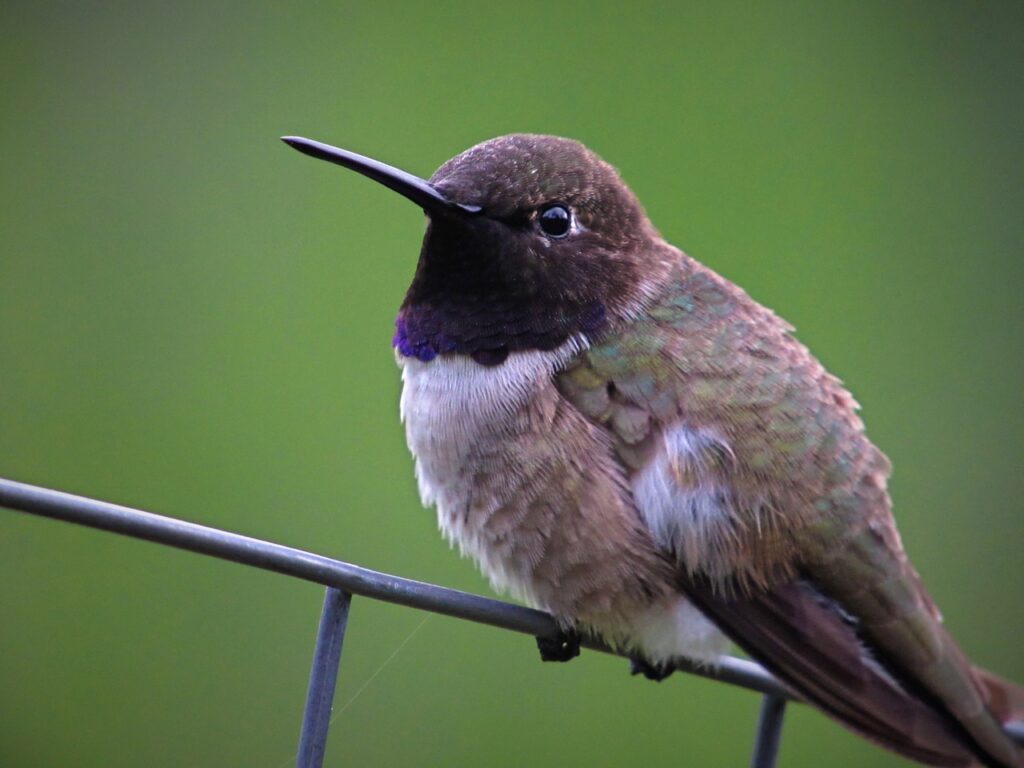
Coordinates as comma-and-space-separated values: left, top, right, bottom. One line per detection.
680, 572, 976, 766
556, 259, 1021, 767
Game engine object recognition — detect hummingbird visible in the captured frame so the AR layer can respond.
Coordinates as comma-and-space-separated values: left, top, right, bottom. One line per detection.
283, 133, 1023, 766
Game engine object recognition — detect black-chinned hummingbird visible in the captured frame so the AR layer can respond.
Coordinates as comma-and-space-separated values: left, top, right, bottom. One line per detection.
283, 133, 1023, 767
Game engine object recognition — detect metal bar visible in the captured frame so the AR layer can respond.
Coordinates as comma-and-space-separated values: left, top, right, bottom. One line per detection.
297, 588, 352, 768
2, 477, 1022, 749
749, 694, 787, 768
0, 479, 555, 635
0, 477, 786, 697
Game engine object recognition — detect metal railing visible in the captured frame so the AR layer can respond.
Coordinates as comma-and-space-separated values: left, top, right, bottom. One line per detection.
1, 477, 1020, 768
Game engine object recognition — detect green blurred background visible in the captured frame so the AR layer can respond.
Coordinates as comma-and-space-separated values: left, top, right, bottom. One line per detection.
2, 2, 1022, 766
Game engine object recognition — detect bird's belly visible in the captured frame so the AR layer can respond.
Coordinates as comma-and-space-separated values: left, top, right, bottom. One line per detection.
398, 345, 583, 606
397, 345, 727, 663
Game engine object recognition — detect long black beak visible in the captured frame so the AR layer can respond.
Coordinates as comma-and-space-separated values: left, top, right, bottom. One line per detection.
281, 136, 480, 217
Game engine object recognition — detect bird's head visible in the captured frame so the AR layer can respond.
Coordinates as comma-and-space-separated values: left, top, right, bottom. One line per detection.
283, 134, 669, 364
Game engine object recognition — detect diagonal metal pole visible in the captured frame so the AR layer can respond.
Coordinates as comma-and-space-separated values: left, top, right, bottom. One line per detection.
0, 477, 788, 696
749, 693, 787, 768
297, 587, 352, 768
2, 476, 1022, 754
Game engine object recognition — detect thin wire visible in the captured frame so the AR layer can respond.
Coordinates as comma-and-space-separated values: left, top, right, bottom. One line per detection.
331, 613, 431, 722
275, 614, 431, 768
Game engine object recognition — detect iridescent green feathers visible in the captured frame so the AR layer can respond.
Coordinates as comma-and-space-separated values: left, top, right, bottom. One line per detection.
559, 253, 890, 589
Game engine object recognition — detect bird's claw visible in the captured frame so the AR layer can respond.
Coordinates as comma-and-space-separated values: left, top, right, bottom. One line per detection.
629, 656, 674, 682
536, 629, 581, 663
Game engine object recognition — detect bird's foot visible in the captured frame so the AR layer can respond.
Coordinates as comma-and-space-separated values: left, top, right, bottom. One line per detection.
536, 629, 581, 663
629, 656, 674, 682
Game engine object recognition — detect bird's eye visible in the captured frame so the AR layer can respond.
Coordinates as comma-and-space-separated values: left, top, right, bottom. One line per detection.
538, 204, 572, 238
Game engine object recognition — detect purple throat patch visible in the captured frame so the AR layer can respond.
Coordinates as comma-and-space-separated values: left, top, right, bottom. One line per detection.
393, 301, 606, 367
